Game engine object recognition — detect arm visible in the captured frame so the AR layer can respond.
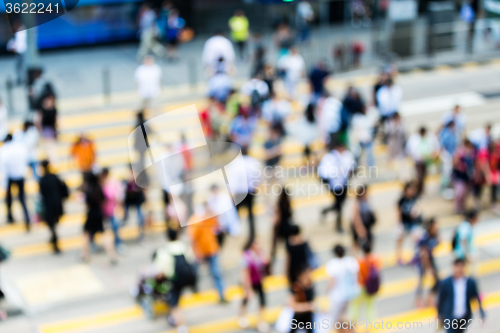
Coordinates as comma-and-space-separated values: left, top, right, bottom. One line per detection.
352, 200, 367, 239
471, 279, 485, 319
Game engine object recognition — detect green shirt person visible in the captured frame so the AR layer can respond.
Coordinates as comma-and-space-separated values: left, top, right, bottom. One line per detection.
228, 10, 249, 42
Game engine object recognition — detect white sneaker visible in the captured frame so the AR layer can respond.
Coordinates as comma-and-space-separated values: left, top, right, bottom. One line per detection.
177, 325, 189, 333
237, 317, 250, 329
257, 322, 270, 333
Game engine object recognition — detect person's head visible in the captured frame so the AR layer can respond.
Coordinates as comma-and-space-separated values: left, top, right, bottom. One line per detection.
403, 181, 417, 197
244, 238, 260, 253
241, 145, 249, 156
269, 124, 280, 139
167, 227, 178, 241
23, 121, 34, 132
42, 94, 56, 109
4, 133, 12, 143
101, 167, 110, 180
333, 244, 345, 258
485, 123, 492, 135
40, 159, 51, 175
452, 258, 466, 279
210, 183, 219, 195
295, 265, 312, 285
316, 60, 326, 70
215, 31, 224, 37
169, 8, 179, 17
391, 112, 401, 122
361, 242, 372, 256
287, 224, 301, 238
347, 86, 357, 98
143, 55, 155, 66
386, 78, 394, 87
162, 0, 173, 9
463, 138, 473, 151
426, 217, 438, 236
357, 185, 368, 201
136, 110, 145, 124
453, 105, 461, 114
290, 46, 299, 55
465, 209, 479, 225
446, 120, 455, 130
305, 103, 315, 124
419, 126, 427, 137
234, 9, 244, 16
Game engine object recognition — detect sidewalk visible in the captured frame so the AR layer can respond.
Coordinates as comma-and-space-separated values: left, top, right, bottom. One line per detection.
0, 19, 498, 116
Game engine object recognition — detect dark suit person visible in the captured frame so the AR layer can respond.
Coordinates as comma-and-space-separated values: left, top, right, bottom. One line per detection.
438, 259, 485, 333
39, 160, 68, 254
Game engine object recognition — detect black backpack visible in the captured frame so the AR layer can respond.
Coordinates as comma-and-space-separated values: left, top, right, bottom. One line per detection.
172, 254, 196, 288
451, 228, 459, 250
250, 89, 261, 108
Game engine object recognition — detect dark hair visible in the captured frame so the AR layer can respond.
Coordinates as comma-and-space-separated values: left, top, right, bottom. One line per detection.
278, 190, 292, 221
403, 181, 415, 193
287, 224, 300, 237
101, 167, 110, 177
361, 242, 372, 255
23, 121, 34, 131
167, 228, 178, 241
454, 258, 466, 266
4, 133, 12, 143
241, 145, 249, 156
419, 126, 427, 136
305, 103, 315, 124
41, 159, 50, 172
465, 209, 478, 221
333, 244, 345, 258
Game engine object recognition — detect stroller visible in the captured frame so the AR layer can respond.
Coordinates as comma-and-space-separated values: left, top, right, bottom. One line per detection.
130, 267, 173, 319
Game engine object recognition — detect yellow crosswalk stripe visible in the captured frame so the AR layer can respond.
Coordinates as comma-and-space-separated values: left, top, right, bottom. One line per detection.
37, 240, 500, 333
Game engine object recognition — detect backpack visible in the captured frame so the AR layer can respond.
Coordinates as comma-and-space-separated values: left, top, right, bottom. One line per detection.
172, 254, 197, 288
451, 227, 459, 251
365, 262, 381, 295
250, 89, 261, 108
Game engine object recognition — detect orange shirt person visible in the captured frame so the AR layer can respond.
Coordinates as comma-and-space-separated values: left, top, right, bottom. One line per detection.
187, 204, 228, 303
71, 134, 95, 173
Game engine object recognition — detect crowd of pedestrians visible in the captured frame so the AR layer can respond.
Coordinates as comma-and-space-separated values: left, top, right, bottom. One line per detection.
0, 2, 496, 331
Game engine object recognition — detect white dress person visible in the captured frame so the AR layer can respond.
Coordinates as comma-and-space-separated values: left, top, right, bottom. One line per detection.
135, 56, 162, 109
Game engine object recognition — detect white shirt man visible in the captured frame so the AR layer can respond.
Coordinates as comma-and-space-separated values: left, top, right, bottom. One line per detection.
261, 97, 292, 124
240, 78, 269, 99
376, 81, 403, 118
0, 131, 29, 187
135, 56, 162, 106
202, 34, 235, 73
278, 49, 305, 96
406, 131, 440, 163
319, 96, 343, 140
318, 148, 356, 189
207, 72, 233, 102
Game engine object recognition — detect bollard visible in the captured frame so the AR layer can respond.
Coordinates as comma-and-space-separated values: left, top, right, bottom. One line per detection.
103, 67, 111, 103
188, 58, 197, 92
5, 77, 14, 116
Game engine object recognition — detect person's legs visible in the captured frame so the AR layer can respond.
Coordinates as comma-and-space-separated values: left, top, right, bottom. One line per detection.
245, 193, 255, 242
333, 187, 347, 232
6, 179, 13, 223
415, 162, 427, 197
123, 203, 130, 223
82, 232, 92, 262
491, 184, 498, 205
207, 255, 225, 302
454, 180, 467, 213
136, 203, 145, 239
110, 215, 122, 246
29, 161, 39, 180
48, 220, 60, 253
361, 141, 375, 168
16, 179, 30, 230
